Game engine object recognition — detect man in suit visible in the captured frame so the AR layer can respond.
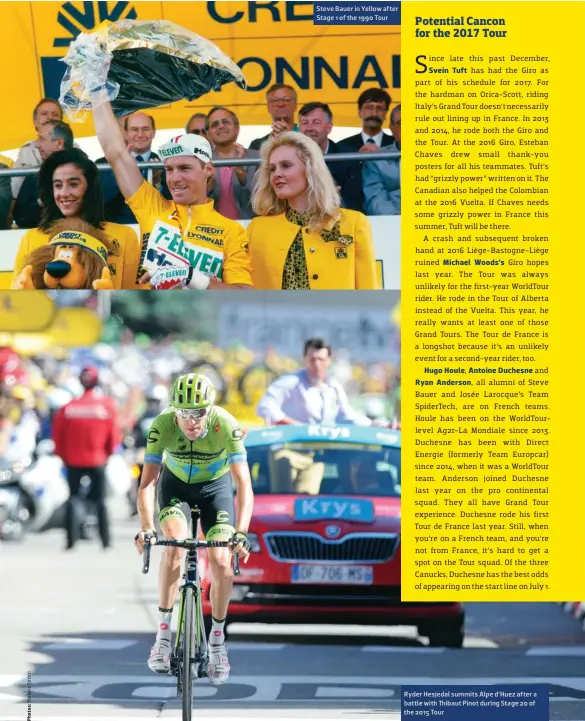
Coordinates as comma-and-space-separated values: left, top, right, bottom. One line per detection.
249, 83, 299, 151
337, 88, 395, 153
98, 112, 168, 223
298, 102, 363, 212
337, 88, 396, 212
206, 106, 258, 220
363, 105, 401, 215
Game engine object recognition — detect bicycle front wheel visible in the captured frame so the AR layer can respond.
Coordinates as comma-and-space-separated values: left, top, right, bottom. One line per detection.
182, 586, 195, 721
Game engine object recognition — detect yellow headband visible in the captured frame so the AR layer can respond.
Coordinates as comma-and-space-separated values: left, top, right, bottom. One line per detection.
49, 231, 109, 263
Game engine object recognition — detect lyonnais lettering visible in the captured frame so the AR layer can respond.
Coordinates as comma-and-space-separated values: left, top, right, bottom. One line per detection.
237, 54, 400, 92
187, 232, 223, 247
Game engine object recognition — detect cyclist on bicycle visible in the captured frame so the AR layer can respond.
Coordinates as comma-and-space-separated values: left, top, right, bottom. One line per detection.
134, 373, 254, 685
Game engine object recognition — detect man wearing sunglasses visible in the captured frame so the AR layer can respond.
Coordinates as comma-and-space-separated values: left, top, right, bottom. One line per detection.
206, 106, 259, 220
134, 373, 254, 686
185, 112, 210, 139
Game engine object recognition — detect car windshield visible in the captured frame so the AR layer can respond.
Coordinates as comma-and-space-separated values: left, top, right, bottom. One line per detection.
246, 442, 401, 497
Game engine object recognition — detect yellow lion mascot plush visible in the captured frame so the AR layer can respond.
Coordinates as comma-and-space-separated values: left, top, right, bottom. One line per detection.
12, 218, 114, 290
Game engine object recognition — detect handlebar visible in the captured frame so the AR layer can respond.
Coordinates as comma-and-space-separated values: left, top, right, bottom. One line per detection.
141, 536, 240, 577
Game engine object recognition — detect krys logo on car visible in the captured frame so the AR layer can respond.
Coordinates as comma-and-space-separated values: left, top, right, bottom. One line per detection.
294, 497, 375, 523
307, 426, 350, 440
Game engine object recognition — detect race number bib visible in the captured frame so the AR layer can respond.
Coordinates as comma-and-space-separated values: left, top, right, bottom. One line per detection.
142, 221, 224, 279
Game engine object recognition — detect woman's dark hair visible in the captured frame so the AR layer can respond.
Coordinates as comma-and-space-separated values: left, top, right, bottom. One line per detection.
37, 148, 105, 232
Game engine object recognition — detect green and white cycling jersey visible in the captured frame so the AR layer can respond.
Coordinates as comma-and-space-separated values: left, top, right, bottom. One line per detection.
144, 406, 246, 483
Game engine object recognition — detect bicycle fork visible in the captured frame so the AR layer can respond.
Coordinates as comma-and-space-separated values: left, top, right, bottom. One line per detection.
173, 554, 208, 684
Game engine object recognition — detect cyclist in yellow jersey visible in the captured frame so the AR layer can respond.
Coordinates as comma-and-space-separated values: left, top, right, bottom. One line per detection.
91, 89, 253, 290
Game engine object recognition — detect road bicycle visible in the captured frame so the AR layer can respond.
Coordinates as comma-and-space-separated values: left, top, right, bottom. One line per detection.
141, 505, 240, 721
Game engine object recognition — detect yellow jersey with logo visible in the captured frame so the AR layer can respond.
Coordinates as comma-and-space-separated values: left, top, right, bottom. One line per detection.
247, 208, 379, 290
12, 223, 140, 290
126, 180, 253, 287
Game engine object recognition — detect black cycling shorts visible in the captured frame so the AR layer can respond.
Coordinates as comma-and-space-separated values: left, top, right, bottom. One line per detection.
157, 468, 236, 541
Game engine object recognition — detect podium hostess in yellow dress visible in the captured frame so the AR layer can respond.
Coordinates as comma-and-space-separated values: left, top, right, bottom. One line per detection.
247, 132, 379, 290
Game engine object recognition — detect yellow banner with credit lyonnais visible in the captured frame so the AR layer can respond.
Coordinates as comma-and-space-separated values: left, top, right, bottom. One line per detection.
0, 1, 400, 149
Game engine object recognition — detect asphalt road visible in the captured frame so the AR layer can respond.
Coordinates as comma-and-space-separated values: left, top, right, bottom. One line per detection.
1, 499, 584, 721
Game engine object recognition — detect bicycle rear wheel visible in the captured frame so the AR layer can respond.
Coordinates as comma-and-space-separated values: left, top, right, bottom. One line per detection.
181, 586, 195, 721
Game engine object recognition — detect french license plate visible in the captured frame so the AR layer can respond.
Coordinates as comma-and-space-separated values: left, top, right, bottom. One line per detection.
291, 564, 373, 585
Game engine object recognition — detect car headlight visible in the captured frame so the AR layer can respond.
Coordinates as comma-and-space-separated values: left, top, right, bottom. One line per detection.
247, 532, 261, 553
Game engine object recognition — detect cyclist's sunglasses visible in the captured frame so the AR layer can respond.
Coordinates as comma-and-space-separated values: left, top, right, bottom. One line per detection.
175, 407, 208, 421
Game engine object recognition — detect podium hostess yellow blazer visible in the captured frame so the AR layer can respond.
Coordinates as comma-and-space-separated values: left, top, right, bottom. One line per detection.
247, 208, 380, 290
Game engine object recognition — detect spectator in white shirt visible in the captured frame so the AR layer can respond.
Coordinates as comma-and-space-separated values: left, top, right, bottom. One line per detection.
256, 338, 370, 426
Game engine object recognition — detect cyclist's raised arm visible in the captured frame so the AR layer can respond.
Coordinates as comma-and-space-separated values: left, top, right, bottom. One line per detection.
91, 88, 143, 199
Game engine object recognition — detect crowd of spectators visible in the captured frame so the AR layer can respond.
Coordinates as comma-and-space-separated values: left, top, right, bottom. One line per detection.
2, 87, 400, 291
1, 86, 400, 231
0, 331, 399, 461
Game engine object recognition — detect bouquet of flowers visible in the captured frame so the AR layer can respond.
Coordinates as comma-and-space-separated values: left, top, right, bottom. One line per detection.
59, 19, 246, 121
